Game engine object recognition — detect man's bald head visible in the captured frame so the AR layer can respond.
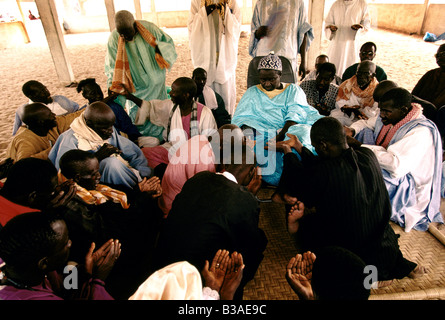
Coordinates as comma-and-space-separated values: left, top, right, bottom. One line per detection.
115, 10, 135, 29
373, 80, 398, 102
357, 60, 376, 74
22, 103, 49, 124
22, 103, 57, 135
356, 60, 376, 89
115, 10, 136, 41
84, 102, 116, 140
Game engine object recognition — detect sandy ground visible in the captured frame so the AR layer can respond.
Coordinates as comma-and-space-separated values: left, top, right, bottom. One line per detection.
0, 24, 443, 161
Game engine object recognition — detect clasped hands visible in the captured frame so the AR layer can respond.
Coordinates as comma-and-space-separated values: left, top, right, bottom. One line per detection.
326, 24, 363, 32
85, 239, 121, 281
265, 133, 303, 154
201, 249, 245, 300
341, 105, 369, 120
138, 176, 162, 198
206, 1, 230, 15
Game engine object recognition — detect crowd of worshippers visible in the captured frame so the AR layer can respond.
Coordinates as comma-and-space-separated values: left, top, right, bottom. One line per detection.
0, 3, 444, 301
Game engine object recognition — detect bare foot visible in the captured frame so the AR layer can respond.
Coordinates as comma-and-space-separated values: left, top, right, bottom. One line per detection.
408, 265, 428, 279
271, 192, 297, 205
287, 201, 305, 234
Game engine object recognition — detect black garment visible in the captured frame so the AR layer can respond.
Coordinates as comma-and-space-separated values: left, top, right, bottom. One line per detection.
155, 171, 267, 297
277, 147, 416, 281
412, 95, 437, 123
197, 92, 231, 128
60, 190, 162, 299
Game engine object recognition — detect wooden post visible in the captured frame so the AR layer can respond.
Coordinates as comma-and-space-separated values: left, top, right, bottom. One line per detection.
307, 0, 326, 72
150, 0, 159, 26
134, 0, 142, 20
16, 0, 30, 43
419, 0, 430, 35
34, 0, 74, 85
104, 0, 116, 31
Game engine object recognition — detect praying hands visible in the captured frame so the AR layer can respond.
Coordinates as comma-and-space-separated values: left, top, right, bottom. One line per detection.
138, 176, 162, 198
201, 249, 245, 300
285, 251, 316, 300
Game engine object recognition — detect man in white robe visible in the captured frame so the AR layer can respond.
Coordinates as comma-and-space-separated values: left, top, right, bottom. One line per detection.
249, 0, 313, 79
188, 0, 241, 116
128, 77, 218, 169
325, 0, 371, 76
345, 88, 443, 232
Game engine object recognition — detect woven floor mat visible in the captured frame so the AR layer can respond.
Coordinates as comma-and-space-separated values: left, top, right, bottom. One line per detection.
370, 222, 445, 300
243, 188, 445, 300
243, 188, 298, 300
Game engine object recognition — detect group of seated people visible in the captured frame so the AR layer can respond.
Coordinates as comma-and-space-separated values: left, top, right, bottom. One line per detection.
0, 43, 444, 300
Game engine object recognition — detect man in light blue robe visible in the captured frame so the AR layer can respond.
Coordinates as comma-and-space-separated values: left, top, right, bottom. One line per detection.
49, 102, 152, 190
249, 0, 314, 78
232, 53, 323, 186
105, 10, 177, 142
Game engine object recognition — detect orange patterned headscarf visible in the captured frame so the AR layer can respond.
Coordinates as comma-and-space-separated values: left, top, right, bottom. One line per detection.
110, 21, 170, 94
336, 75, 379, 109
58, 171, 130, 209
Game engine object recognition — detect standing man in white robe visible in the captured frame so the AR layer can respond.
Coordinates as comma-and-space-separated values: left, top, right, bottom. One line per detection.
325, 0, 371, 77
249, 0, 313, 79
188, 0, 241, 116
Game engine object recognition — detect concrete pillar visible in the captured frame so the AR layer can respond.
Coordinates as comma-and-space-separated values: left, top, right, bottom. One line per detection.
307, 0, 326, 72
150, 0, 159, 26
419, 0, 430, 35
134, 0, 142, 20
16, 0, 30, 43
34, 0, 74, 85
104, 0, 116, 31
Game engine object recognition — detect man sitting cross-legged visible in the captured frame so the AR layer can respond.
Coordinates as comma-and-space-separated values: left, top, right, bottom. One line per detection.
57, 149, 163, 299
125, 77, 217, 173
0, 158, 76, 228
345, 87, 443, 232
300, 62, 339, 116
12, 80, 80, 135
49, 101, 152, 190
272, 117, 426, 287
330, 60, 379, 126
77, 78, 142, 144
6, 103, 83, 162
192, 67, 231, 128
0, 211, 119, 300
341, 42, 388, 83
232, 52, 323, 186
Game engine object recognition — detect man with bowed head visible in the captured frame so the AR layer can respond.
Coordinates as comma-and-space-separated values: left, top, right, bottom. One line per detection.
49, 102, 152, 190
105, 10, 177, 141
